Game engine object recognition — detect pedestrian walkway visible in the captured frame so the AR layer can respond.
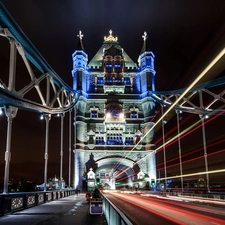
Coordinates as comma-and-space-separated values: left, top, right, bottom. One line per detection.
0, 193, 107, 225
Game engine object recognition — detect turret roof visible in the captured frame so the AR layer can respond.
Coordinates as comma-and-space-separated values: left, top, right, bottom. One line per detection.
88, 30, 137, 69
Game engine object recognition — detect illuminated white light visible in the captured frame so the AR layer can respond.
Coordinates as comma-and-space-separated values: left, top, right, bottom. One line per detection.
205, 115, 209, 119
106, 113, 111, 118
111, 46, 225, 177
119, 113, 124, 118
0, 108, 3, 115
40, 115, 44, 120
134, 47, 225, 150
158, 168, 225, 180
57, 113, 60, 117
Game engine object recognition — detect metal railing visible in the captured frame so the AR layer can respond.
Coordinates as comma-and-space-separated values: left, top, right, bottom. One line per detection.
0, 189, 76, 216
102, 193, 132, 225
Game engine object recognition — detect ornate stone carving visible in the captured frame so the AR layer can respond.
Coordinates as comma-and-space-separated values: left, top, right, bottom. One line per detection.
104, 30, 118, 42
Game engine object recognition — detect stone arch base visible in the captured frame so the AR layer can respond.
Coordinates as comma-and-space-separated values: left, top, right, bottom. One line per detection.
73, 149, 156, 190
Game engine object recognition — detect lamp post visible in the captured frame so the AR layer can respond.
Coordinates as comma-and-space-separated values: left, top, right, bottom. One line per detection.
73, 106, 77, 189
161, 105, 167, 191
176, 110, 183, 192
68, 110, 72, 188
43, 114, 51, 192
200, 114, 210, 192
59, 113, 64, 190
3, 106, 18, 194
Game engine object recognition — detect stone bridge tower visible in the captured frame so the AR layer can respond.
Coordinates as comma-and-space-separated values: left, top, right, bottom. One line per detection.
72, 30, 156, 190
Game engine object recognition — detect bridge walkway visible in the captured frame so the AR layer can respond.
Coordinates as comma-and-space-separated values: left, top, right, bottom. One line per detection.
0, 193, 107, 225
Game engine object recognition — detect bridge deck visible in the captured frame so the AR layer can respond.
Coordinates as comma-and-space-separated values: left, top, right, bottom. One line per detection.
0, 193, 107, 225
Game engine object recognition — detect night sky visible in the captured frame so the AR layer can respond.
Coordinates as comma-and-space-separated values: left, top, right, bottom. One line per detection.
1, 0, 225, 185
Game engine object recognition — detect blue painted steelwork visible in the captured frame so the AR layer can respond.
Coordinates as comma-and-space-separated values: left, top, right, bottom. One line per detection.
0, 2, 71, 91
0, 2, 79, 114
149, 75, 225, 115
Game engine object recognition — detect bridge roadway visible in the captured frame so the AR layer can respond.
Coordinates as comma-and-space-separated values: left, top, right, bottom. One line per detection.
104, 191, 225, 225
0, 193, 107, 225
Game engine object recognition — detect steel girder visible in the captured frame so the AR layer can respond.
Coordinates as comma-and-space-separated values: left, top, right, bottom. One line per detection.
1, 2, 225, 116
0, 3, 79, 115
149, 75, 225, 116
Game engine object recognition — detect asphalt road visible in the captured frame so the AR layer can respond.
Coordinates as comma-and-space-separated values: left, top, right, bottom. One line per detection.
104, 191, 225, 225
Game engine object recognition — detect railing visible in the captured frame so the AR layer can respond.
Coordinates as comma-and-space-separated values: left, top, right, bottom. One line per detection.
0, 189, 76, 216
102, 193, 132, 225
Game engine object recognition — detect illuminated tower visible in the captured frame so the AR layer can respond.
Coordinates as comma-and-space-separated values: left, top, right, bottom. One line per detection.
72, 30, 156, 190
72, 31, 88, 91
138, 31, 156, 92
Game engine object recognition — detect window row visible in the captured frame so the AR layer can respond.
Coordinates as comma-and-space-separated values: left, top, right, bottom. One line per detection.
90, 112, 138, 118
94, 136, 134, 145
96, 77, 131, 85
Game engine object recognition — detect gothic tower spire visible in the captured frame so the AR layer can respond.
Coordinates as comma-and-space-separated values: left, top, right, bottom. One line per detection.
71, 31, 88, 91
138, 31, 156, 92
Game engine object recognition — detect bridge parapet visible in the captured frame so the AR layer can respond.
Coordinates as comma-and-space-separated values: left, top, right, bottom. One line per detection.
0, 189, 76, 216
102, 192, 133, 225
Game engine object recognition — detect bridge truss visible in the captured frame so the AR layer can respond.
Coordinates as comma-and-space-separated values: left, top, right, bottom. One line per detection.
1, 2, 225, 193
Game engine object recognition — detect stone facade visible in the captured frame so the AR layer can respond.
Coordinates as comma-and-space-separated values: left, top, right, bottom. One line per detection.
72, 31, 157, 190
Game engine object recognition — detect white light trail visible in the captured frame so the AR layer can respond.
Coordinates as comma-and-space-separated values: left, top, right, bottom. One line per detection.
112, 46, 225, 177
157, 168, 225, 180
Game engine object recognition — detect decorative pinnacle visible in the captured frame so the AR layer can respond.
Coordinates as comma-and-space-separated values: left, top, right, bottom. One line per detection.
104, 30, 118, 42
77, 30, 84, 40
142, 31, 148, 41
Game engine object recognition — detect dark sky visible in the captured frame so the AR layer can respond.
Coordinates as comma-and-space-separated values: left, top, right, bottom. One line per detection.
1, 0, 225, 184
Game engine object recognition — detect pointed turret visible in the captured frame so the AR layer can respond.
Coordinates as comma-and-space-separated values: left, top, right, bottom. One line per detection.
138, 32, 156, 92
71, 31, 88, 91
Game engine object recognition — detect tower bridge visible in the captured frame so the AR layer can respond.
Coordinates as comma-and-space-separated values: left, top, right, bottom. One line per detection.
1, 2, 225, 196
72, 29, 156, 190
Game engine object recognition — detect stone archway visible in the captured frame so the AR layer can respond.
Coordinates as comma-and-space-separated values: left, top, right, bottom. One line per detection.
94, 157, 139, 190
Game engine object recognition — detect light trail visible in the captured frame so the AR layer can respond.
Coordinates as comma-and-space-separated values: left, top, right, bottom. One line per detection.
156, 138, 225, 168
114, 118, 202, 178
115, 148, 225, 182
157, 149, 225, 171
157, 168, 225, 181
107, 192, 225, 225
154, 114, 194, 146
111, 46, 225, 181
155, 108, 225, 154
142, 196, 225, 214
113, 112, 224, 180
113, 125, 224, 181
110, 105, 161, 174
113, 118, 200, 179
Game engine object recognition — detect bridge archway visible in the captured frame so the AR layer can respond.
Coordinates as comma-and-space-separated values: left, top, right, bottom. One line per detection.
95, 156, 139, 189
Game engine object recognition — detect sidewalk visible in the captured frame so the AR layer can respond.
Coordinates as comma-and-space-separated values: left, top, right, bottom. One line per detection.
0, 193, 107, 225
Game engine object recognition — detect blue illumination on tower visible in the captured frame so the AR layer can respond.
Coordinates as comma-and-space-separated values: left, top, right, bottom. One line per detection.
71, 30, 157, 191
71, 31, 88, 92
137, 32, 156, 92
